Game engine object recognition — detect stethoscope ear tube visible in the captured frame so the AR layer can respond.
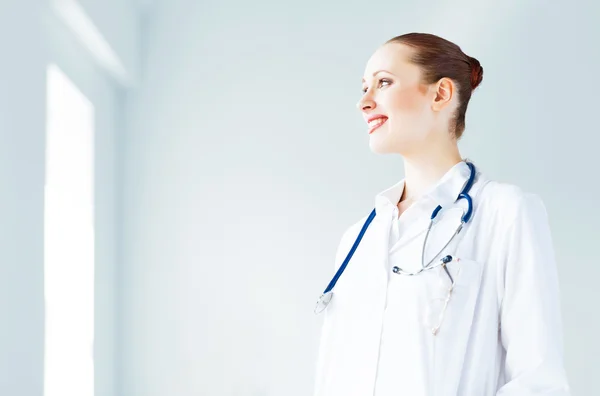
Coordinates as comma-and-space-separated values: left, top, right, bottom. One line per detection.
459, 193, 473, 223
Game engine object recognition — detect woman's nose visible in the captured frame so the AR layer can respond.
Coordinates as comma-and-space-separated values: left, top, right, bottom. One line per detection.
357, 96, 376, 111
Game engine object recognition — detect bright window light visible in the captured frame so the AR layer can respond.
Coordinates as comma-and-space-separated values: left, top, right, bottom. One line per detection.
44, 64, 95, 396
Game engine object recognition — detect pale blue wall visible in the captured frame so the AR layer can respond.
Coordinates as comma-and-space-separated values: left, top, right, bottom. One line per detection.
121, 1, 600, 395
0, 1, 136, 395
0, 0, 46, 394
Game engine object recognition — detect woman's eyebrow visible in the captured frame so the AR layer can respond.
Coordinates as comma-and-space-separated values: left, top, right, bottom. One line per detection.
362, 70, 395, 83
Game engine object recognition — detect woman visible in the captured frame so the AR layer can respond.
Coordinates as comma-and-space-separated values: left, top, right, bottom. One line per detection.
313, 33, 570, 396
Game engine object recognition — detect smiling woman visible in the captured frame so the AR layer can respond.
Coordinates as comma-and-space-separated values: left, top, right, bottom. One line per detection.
313, 32, 570, 396
358, 33, 483, 158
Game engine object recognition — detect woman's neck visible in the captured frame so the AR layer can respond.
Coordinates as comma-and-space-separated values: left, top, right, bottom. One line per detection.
400, 147, 463, 203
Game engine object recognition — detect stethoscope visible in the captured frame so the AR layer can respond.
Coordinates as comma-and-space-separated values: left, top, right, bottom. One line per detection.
314, 161, 477, 315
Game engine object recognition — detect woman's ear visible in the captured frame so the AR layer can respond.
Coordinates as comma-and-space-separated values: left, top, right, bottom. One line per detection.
432, 77, 455, 112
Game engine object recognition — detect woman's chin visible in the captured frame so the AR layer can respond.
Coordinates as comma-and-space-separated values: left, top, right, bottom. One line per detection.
368, 139, 396, 154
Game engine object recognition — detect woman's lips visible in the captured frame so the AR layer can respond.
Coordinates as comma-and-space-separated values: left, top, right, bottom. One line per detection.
368, 117, 388, 134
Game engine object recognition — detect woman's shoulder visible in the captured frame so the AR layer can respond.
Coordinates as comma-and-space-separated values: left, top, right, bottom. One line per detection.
340, 212, 372, 242
477, 177, 548, 223
333, 211, 374, 264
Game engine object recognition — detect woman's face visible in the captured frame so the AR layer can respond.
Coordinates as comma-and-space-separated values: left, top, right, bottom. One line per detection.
358, 43, 437, 155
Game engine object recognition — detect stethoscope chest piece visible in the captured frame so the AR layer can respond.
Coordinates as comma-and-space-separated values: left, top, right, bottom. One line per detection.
314, 291, 334, 314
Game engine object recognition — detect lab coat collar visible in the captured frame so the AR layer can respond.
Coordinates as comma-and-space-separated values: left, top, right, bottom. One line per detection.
374, 161, 474, 217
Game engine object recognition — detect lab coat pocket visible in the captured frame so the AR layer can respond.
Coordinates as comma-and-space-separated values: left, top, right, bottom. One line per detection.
430, 258, 484, 396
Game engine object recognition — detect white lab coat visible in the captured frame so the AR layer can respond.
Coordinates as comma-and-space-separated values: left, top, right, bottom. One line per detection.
313, 162, 570, 396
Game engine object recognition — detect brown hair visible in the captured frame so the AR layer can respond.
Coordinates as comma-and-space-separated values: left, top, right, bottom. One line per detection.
385, 33, 483, 139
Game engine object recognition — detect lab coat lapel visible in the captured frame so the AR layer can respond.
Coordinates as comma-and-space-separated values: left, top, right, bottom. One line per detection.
373, 209, 395, 274
357, 207, 394, 283
388, 161, 473, 256
391, 214, 432, 252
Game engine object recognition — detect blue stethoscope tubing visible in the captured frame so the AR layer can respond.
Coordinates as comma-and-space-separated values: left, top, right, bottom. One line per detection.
314, 162, 477, 314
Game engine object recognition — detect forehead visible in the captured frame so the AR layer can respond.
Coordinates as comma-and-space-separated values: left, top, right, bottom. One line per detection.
362, 43, 421, 82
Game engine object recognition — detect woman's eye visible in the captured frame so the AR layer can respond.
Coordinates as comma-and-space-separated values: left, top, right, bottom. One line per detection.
379, 78, 392, 87
362, 78, 392, 94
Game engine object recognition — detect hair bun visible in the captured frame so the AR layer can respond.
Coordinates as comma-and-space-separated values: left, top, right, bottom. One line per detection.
468, 56, 483, 90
